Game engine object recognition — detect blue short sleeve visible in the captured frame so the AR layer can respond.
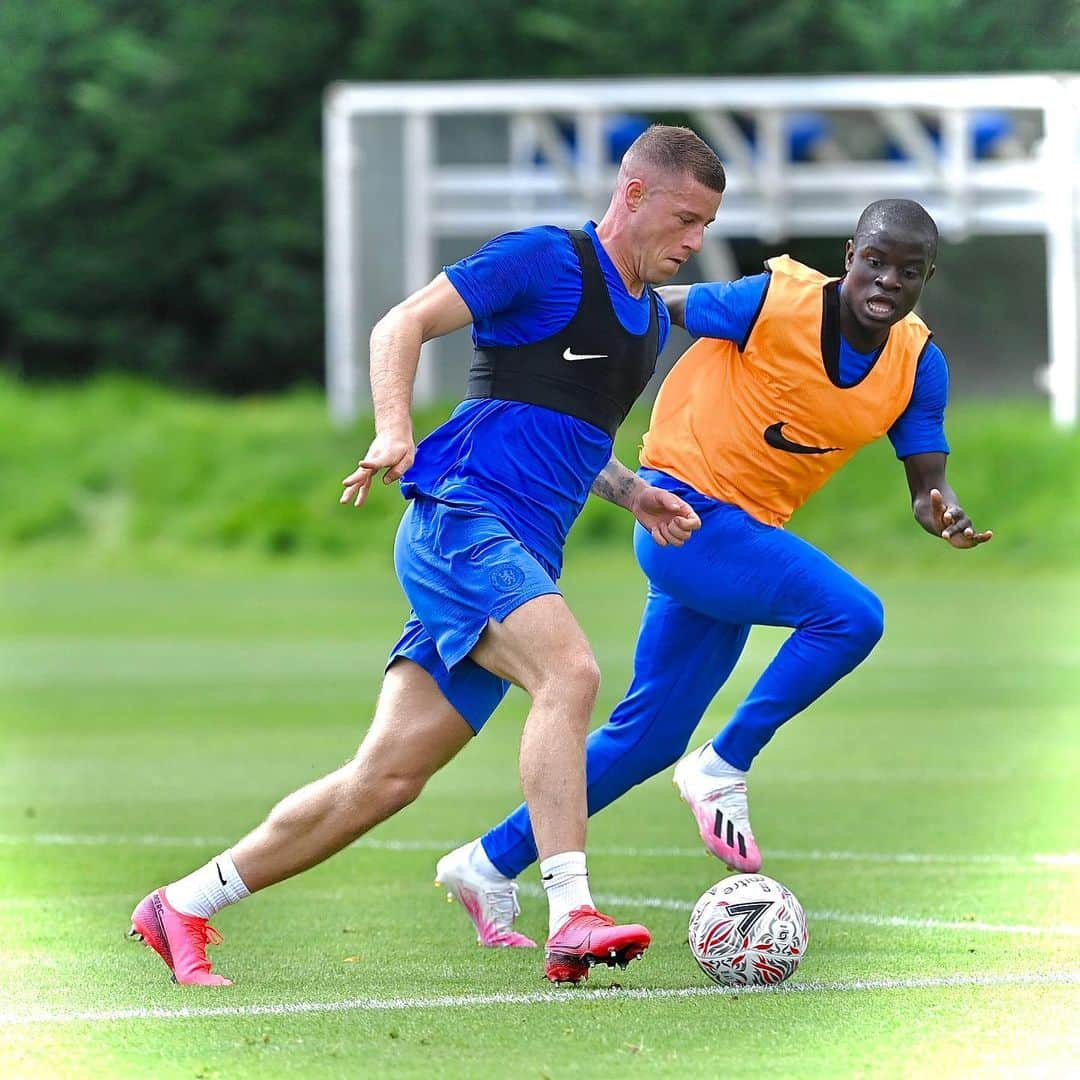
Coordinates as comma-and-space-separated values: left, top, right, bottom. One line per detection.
888, 341, 951, 459
444, 226, 573, 322
442, 221, 660, 350
684, 273, 771, 344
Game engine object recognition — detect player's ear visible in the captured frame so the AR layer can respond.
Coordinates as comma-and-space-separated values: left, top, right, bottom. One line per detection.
925, 262, 936, 284
625, 177, 646, 211
843, 239, 854, 270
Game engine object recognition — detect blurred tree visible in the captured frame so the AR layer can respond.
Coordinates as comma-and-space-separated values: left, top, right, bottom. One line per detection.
0, 0, 1076, 390
349, 0, 1079, 78
0, 1, 363, 390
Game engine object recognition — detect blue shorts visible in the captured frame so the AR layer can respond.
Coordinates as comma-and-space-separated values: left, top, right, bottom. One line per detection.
387, 497, 562, 733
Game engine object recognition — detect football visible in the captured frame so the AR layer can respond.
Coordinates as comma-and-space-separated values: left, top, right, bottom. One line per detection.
688, 873, 808, 986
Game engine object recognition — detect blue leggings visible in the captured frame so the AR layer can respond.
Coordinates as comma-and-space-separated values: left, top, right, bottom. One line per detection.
480, 496, 884, 879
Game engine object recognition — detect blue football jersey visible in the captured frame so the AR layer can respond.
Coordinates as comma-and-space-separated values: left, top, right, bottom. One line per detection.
401, 221, 669, 573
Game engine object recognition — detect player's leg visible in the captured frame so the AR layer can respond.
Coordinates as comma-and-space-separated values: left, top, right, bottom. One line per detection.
710, 563, 883, 768
390, 496, 648, 979
471, 583, 749, 881
470, 594, 651, 981
229, 658, 473, 889
680, 535, 882, 773
394, 498, 593, 928
131, 658, 473, 985
393, 621, 539, 948
639, 504, 884, 865
438, 519, 754, 949
471, 594, 598, 860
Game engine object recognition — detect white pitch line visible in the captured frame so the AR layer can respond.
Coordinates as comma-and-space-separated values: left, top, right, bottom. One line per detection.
0, 834, 461, 852
808, 910, 1080, 935
1, 833, 1077, 868
516, 884, 1080, 936
3, 836, 1073, 936
1, 972, 1076, 1027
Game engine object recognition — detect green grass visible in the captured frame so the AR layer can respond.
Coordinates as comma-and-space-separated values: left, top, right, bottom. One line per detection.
2, 553, 1078, 1078
3, 374, 1078, 571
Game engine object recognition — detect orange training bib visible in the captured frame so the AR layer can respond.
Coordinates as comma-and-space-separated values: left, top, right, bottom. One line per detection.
640, 256, 931, 526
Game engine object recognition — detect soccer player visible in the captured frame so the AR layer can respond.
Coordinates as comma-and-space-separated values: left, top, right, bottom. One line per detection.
436, 199, 992, 947
129, 125, 726, 985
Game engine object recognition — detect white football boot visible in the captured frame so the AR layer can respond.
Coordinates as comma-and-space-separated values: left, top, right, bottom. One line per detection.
673, 744, 763, 873
435, 841, 537, 948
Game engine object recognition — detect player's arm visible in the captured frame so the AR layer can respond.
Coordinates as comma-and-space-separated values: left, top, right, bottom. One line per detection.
658, 274, 769, 340
656, 285, 691, 328
341, 274, 473, 508
903, 453, 993, 548
590, 455, 701, 547
890, 343, 990, 548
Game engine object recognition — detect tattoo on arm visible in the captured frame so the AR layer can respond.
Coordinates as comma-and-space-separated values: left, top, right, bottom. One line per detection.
590, 456, 641, 510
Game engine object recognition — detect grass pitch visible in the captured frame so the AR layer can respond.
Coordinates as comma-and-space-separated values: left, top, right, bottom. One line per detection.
2, 551, 1078, 1078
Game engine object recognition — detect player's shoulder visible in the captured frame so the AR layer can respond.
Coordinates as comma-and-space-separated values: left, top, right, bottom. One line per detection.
479, 224, 573, 259
448, 225, 578, 307
764, 255, 829, 285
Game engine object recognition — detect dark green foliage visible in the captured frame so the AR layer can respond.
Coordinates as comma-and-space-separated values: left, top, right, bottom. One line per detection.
1, 2, 1077, 390
0, 2, 351, 389
350, 1, 1080, 80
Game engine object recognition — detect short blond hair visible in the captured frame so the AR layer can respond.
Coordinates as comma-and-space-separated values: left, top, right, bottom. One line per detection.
622, 124, 726, 194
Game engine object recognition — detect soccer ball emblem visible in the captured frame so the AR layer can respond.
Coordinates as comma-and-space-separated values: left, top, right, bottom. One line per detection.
688, 873, 808, 986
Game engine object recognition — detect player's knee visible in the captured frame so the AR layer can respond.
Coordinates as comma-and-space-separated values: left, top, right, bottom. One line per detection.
342, 758, 426, 818
366, 770, 427, 818
563, 651, 602, 703
537, 649, 600, 706
842, 585, 885, 655
381, 773, 426, 814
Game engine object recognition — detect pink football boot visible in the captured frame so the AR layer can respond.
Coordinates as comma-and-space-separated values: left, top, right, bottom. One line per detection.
129, 888, 232, 986
544, 908, 651, 984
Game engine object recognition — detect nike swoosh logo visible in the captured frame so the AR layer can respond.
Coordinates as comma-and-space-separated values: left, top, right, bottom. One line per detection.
763, 422, 841, 455
562, 347, 609, 362
215, 862, 227, 886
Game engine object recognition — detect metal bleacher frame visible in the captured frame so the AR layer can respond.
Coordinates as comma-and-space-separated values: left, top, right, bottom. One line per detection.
323, 74, 1080, 428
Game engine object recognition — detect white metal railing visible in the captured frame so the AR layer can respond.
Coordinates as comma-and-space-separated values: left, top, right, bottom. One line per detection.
324, 75, 1080, 428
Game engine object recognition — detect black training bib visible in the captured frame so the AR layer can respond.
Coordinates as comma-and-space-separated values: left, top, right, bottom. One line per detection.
466, 230, 659, 438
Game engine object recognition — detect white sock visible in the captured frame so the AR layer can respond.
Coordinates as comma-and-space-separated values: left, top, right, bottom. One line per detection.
540, 851, 593, 935
467, 839, 512, 884
165, 851, 251, 919
698, 742, 748, 781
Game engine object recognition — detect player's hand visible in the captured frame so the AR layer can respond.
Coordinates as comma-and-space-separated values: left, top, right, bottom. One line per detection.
630, 485, 701, 548
340, 431, 415, 508
928, 488, 993, 548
